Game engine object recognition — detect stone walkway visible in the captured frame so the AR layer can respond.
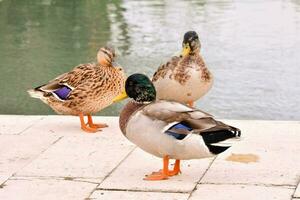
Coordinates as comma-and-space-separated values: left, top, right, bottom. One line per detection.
0, 115, 299, 200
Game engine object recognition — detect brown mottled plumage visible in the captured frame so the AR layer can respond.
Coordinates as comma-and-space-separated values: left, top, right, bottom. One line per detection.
28, 46, 126, 133
40, 63, 125, 115
152, 31, 213, 105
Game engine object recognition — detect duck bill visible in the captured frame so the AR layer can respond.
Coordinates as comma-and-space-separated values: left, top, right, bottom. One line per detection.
113, 89, 128, 103
181, 43, 191, 56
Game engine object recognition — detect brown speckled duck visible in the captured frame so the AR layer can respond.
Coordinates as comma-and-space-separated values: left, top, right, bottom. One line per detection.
152, 31, 213, 107
117, 74, 241, 181
28, 46, 126, 133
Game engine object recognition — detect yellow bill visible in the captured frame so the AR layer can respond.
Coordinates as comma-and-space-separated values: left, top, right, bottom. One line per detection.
113, 89, 128, 102
181, 43, 191, 56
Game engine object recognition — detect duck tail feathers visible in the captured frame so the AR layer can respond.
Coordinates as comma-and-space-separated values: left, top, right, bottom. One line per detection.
27, 88, 44, 99
200, 125, 241, 155
27, 85, 51, 100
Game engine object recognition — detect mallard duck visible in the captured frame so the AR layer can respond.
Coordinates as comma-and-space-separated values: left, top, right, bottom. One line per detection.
28, 46, 126, 133
152, 31, 213, 107
116, 73, 240, 181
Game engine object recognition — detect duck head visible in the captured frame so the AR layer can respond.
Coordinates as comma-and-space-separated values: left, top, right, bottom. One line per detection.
113, 74, 156, 103
181, 31, 201, 56
97, 46, 116, 67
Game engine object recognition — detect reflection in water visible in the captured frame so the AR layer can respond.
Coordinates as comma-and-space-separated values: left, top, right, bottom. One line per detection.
107, 1, 131, 55
0, 0, 299, 119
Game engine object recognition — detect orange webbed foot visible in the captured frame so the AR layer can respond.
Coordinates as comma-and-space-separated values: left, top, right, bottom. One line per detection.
88, 123, 108, 129
81, 126, 98, 133
87, 114, 108, 130
150, 169, 181, 176
167, 169, 181, 176
143, 156, 181, 181
79, 113, 101, 133
144, 171, 168, 181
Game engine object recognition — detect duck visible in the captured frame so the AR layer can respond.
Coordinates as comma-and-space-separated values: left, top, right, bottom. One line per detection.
115, 73, 241, 181
152, 31, 213, 107
28, 46, 126, 133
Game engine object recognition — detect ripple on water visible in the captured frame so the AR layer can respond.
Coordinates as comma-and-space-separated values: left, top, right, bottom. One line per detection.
0, 0, 299, 119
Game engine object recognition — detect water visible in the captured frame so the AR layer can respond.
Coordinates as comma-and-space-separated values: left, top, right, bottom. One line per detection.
0, 0, 299, 120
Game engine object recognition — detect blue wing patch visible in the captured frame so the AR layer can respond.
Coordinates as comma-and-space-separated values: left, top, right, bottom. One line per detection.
165, 123, 192, 140
53, 86, 72, 100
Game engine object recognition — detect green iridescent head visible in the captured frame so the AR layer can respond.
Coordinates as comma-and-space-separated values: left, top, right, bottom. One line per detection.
125, 73, 156, 103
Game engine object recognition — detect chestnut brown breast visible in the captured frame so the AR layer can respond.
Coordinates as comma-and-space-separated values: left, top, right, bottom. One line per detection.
119, 101, 145, 135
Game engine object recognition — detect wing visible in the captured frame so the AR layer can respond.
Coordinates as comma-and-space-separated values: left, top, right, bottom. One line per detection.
142, 100, 240, 136
35, 63, 96, 101
152, 56, 181, 82
143, 100, 241, 155
142, 100, 212, 124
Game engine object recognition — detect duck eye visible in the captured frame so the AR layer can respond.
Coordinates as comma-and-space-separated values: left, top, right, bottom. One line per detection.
102, 50, 112, 59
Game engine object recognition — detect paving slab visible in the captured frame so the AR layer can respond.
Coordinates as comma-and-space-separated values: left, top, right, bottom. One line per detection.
89, 190, 189, 200
99, 148, 213, 193
0, 177, 97, 200
201, 120, 300, 186
18, 131, 135, 182
22, 116, 119, 136
0, 135, 60, 184
0, 115, 43, 135
294, 181, 300, 198
189, 184, 294, 200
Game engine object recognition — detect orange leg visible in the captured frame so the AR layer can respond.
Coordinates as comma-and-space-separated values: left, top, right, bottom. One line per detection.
79, 113, 98, 133
144, 156, 169, 181
87, 114, 108, 129
168, 159, 181, 176
187, 101, 194, 107
151, 159, 181, 176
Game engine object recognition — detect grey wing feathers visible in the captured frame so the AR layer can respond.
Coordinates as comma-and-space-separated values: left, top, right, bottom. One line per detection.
142, 100, 240, 136
142, 100, 212, 123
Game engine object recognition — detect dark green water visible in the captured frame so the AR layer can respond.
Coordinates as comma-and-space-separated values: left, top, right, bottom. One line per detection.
0, 0, 300, 119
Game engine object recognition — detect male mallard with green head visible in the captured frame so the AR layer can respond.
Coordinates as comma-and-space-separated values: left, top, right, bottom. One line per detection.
116, 74, 240, 181
152, 31, 213, 107
28, 46, 126, 133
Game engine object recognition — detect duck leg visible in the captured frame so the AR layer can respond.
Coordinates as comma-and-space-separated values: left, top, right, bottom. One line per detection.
144, 156, 169, 181
79, 113, 98, 133
150, 159, 181, 176
168, 159, 181, 176
87, 114, 108, 129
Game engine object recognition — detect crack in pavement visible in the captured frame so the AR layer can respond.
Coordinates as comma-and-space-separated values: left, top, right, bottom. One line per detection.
86, 146, 137, 199
197, 182, 295, 189
8, 176, 101, 185
94, 187, 190, 194
187, 156, 217, 199
0, 136, 64, 188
